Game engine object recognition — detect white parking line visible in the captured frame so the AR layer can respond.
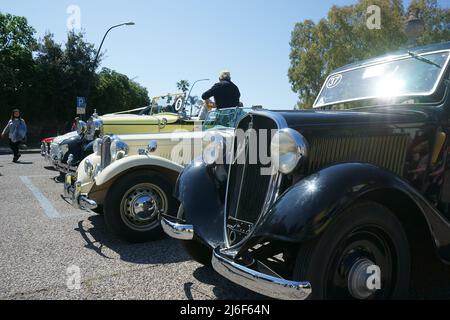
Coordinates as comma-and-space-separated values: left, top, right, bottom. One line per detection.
20, 176, 61, 219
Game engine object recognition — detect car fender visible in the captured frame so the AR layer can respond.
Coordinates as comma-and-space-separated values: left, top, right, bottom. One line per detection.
251, 162, 450, 259
76, 154, 100, 194
175, 159, 226, 248
95, 154, 184, 187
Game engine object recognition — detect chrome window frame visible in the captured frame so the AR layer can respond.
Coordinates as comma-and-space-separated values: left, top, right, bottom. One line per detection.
313, 49, 450, 108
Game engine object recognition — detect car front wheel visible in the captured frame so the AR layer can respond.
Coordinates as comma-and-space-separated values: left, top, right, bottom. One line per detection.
104, 170, 178, 243
293, 201, 410, 300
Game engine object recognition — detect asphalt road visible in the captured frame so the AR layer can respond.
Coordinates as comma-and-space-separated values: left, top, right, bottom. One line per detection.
0, 153, 262, 300
1, 153, 450, 300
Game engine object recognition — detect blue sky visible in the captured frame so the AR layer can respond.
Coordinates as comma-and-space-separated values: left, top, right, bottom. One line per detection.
1, 0, 448, 110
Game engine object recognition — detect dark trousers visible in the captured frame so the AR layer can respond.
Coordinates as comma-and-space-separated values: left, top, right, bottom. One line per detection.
9, 139, 20, 159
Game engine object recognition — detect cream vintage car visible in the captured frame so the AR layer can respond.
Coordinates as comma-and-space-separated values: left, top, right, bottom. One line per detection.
64, 107, 249, 242
47, 92, 200, 176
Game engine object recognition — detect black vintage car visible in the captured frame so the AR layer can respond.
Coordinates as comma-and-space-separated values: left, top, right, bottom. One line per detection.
161, 42, 450, 299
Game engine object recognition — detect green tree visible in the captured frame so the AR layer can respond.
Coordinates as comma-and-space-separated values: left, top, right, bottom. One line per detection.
407, 0, 450, 44
90, 68, 150, 114
1, 12, 151, 143
0, 12, 36, 117
288, 0, 449, 109
30, 33, 64, 121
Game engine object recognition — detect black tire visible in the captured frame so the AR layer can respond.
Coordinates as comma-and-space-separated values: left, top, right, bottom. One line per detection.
182, 239, 212, 267
91, 205, 103, 215
56, 171, 65, 182
104, 170, 178, 243
294, 201, 410, 300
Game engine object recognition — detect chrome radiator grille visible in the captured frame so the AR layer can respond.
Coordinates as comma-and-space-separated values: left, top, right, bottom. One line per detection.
307, 134, 410, 176
100, 136, 112, 169
225, 115, 278, 246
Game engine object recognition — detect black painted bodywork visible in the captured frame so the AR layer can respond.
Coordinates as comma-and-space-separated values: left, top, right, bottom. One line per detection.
175, 42, 450, 264
59, 134, 93, 167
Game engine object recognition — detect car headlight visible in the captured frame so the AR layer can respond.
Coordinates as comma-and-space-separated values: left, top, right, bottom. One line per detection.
60, 144, 69, 160
77, 120, 87, 135
84, 159, 94, 177
93, 119, 103, 135
86, 118, 103, 140
202, 133, 225, 165
93, 138, 102, 156
67, 154, 74, 166
110, 138, 129, 161
271, 128, 307, 174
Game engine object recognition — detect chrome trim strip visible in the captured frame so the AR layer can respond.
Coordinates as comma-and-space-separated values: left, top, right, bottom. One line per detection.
313, 49, 450, 108
100, 135, 112, 169
161, 217, 194, 240
212, 247, 311, 300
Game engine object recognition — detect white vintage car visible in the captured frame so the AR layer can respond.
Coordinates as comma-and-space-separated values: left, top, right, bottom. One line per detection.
64, 107, 249, 242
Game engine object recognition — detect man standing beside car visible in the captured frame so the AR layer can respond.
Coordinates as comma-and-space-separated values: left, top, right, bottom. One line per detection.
201, 70, 241, 109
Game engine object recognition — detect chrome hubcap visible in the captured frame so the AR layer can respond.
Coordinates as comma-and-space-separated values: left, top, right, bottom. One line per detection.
120, 183, 167, 231
131, 193, 158, 222
347, 258, 377, 299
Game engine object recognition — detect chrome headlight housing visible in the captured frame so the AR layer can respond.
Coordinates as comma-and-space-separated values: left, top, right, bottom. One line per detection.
202, 133, 225, 165
86, 118, 103, 140
93, 138, 102, 156
76, 120, 87, 135
93, 119, 103, 135
84, 159, 94, 177
50, 143, 60, 160
67, 154, 74, 166
271, 128, 308, 174
60, 143, 69, 160
110, 138, 129, 162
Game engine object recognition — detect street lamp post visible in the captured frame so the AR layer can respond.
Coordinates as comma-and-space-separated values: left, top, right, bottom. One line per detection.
84, 22, 135, 118
92, 22, 135, 72
185, 78, 210, 117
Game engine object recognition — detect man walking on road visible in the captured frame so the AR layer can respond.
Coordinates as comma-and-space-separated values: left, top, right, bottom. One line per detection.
201, 70, 241, 109
1, 108, 27, 163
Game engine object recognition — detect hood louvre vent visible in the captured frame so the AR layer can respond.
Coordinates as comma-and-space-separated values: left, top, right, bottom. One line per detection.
307, 134, 410, 176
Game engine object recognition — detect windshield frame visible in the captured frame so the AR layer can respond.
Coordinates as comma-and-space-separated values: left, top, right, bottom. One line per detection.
313, 49, 450, 109
202, 107, 251, 130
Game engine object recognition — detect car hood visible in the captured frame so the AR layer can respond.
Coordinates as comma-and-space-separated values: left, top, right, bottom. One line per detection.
99, 113, 181, 125
52, 131, 79, 144
274, 107, 437, 130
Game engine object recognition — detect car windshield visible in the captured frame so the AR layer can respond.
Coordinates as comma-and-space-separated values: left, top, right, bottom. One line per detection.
203, 108, 250, 130
140, 93, 185, 115
313, 51, 450, 108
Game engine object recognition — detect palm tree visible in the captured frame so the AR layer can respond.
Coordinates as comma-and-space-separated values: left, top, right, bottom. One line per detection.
176, 80, 190, 93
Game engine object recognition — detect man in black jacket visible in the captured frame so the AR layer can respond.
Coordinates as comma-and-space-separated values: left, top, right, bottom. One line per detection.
201, 70, 241, 109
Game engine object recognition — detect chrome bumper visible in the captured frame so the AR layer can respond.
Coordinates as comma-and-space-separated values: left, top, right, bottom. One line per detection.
64, 174, 98, 211
212, 247, 312, 300
41, 143, 48, 157
160, 217, 194, 240
55, 161, 77, 174
161, 213, 312, 300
